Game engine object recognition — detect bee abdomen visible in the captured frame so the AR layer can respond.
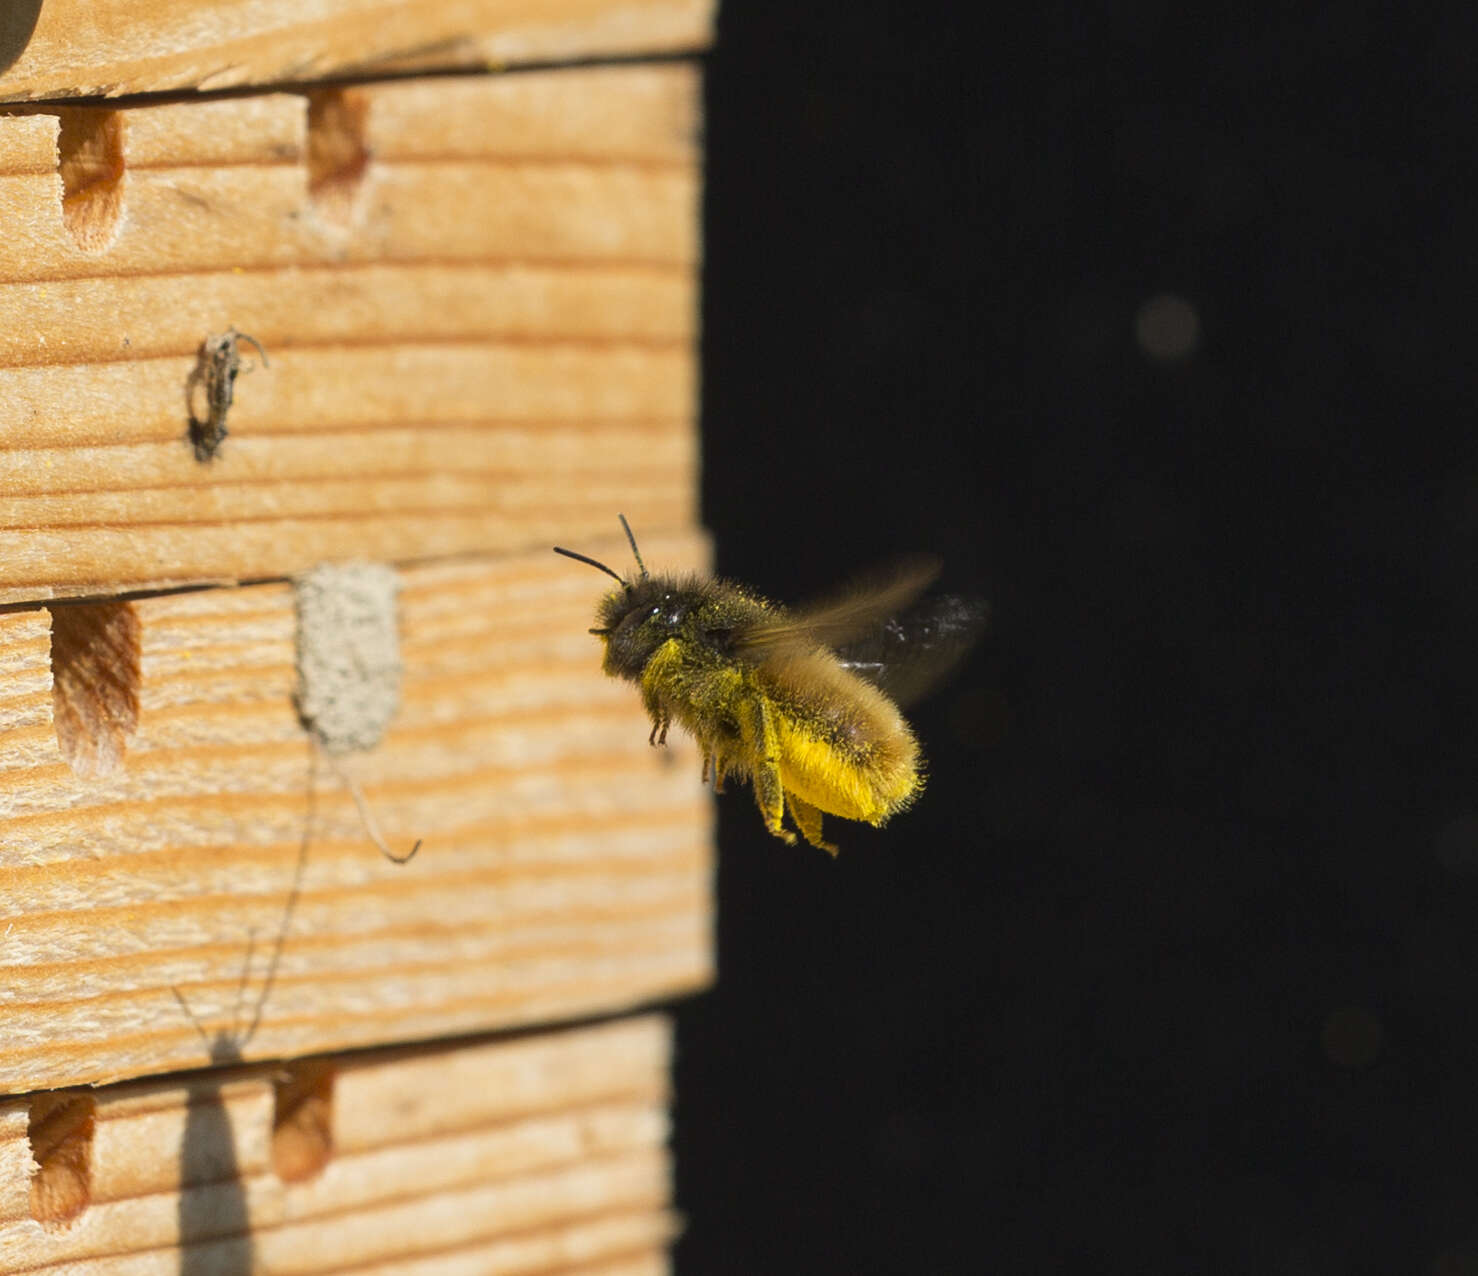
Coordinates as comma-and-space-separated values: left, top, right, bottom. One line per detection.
775, 709, 922, 824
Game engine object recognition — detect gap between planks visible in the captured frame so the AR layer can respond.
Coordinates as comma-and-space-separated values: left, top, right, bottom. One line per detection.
0, 0, 715, 102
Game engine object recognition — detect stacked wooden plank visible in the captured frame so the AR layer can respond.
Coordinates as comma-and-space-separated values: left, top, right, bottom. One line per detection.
0, 3, 713, 1269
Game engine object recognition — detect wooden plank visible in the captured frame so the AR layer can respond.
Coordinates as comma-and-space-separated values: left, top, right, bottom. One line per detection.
0, 0, 715, 102
0, 65, 701, 603
0, 535, 713, 1093
0, 1015, 677, 1273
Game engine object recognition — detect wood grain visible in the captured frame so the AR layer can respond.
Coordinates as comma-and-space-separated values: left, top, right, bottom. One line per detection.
0, 536, 713, 1093
0, 65, 701, 603
0, 1015, 676, 1273
0, 0, 715, 102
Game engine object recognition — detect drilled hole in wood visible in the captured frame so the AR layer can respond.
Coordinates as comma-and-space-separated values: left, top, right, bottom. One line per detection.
57, 108, 125, 251
28, 1092, 96, 1230
306, 88, 370, 225
48, 600, 141, 778
272, 1060, 335, 1182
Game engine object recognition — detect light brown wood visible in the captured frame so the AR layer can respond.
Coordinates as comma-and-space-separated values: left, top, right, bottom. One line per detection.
0, 65, 701, 603
0, 1015, 677, 1273
0, 22, 708, 1274
0, 536, 713, 1093
0, 0, 715, 102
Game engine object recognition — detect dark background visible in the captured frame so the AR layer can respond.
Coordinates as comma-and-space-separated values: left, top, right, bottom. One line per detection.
676, 4, 1478, 1273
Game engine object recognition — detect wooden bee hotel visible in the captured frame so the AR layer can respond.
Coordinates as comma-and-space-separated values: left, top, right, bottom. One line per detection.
0, 2, 714, 1270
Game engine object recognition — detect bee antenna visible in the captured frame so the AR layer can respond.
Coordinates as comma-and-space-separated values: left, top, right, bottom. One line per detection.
553, 545, 629, 588
617, 513, 649, 580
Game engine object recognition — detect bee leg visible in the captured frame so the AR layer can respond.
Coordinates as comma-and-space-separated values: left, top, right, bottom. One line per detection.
637, 674, 670, 747
753, 768, 794, 845
713, 756, 727, 795
738, 692, 794, 845
787, 794, 838, 856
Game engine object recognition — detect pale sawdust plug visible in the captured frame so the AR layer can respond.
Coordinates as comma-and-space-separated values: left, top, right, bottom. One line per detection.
294, 562, 421, 863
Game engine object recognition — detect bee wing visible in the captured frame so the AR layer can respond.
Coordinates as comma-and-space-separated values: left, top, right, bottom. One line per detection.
836, 593, 989, 706
731, 557, 942, 659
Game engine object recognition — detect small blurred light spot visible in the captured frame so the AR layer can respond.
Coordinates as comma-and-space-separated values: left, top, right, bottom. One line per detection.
1134, 293, 1201, 362
1320, 1006, 1384, 1070
1434, 813, 1478, 875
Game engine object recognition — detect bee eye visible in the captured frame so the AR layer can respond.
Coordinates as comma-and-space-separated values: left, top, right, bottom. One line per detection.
649, 605, 661, 619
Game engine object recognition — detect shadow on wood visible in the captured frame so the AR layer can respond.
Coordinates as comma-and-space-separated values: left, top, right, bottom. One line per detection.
174, 754, 318, 1272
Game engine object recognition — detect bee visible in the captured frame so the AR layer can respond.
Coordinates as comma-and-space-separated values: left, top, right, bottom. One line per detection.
554, 517, 984, 855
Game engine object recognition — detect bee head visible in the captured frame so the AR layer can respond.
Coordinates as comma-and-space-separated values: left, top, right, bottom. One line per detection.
555, 515, 680, 681
594, 577, 695, 679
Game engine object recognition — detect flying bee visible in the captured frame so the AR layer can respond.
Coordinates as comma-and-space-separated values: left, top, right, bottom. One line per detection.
554, 517, 985, 855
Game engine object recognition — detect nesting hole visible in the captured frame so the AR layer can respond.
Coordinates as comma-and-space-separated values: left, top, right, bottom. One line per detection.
56, 108, 125, 251
28, 1092, 96, 1230
306, 88, 370, 225
272, 1060, 335, 1182
49, 600, 141, 778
